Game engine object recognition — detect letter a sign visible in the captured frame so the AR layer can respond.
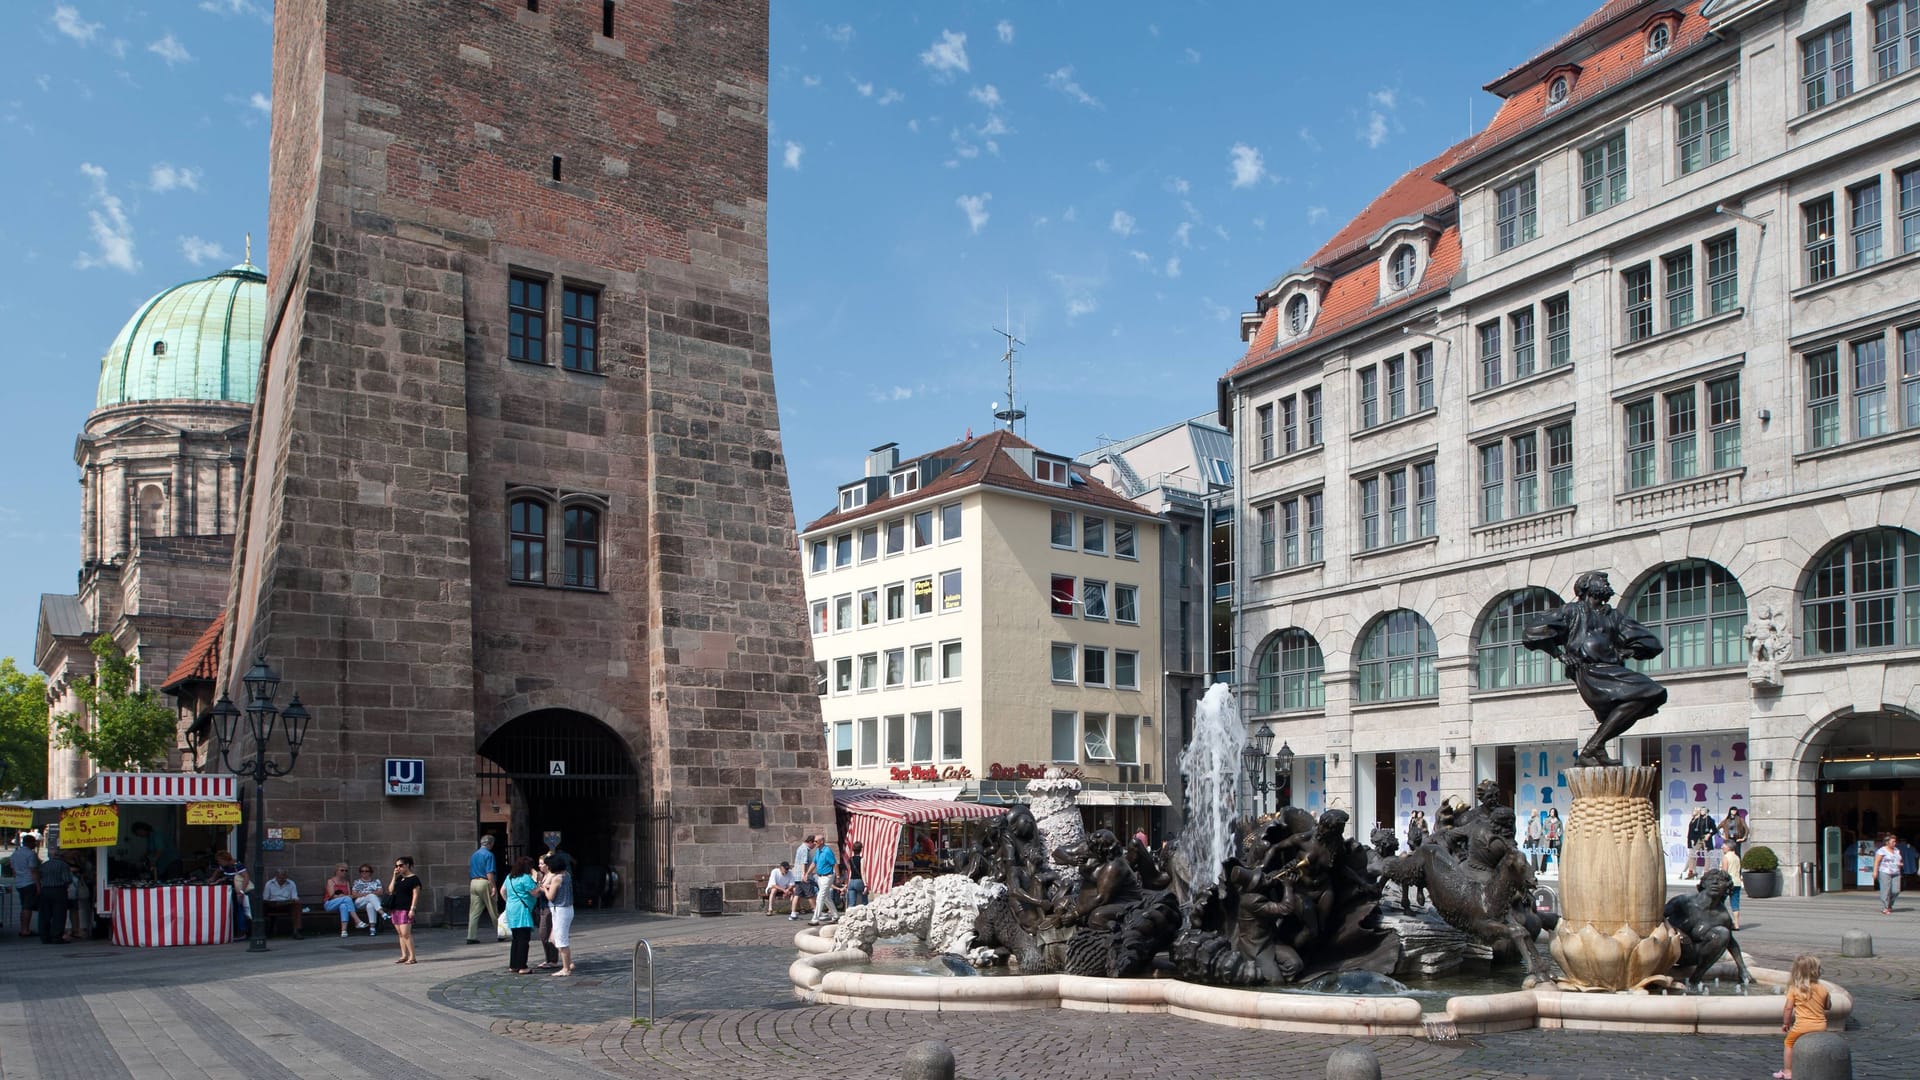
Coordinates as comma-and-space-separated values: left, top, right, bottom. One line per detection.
385, 758, 425, 796
548, 760, 567, 777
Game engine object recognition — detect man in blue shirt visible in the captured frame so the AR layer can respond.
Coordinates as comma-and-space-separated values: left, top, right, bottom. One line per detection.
467, 835, 502, 943
810, 841, 839, 925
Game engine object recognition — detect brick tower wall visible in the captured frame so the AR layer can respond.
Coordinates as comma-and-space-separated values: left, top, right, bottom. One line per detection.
231, 0, 833, 913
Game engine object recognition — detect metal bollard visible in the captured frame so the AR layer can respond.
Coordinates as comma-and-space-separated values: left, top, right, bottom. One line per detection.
631, 938, 656, 1023
902, 1040, 956, 1080
1326, 1046, 1382, 1080
1793, 1032, 1852, 1080
1839, 930, 1872, 957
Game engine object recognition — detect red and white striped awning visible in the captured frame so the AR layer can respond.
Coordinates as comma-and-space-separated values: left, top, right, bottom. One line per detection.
89, 773, 237, 802
832, 789, 1006, 897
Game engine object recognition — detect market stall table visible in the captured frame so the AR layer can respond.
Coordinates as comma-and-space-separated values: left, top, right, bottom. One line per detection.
832, 788, 1007, 896
107, 884, 235, 947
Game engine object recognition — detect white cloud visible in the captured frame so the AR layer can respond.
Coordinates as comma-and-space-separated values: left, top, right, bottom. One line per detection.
1168, 177, 1190, 195
1109, 210, 1136, 237
1307, 206, 1330, 226
199, 0, 266, 16
248, 91, 271, 114
1297, 126, 1321, 152
75, 163, 138, 272
1067, 296, 1097, 319
920, 30, 969, 77
824, 23, 854, 45
1360, 111, 1389, 149
869, 385, 914, 403
148, 162, 201, 192
1129, 250, 1151, 266
801, 74, 821, 88
1369, 87, 1399, 110
1091, 159, 1110, 174
148, 33, 193, 66
1228, 143, 1266, 189
1165, 257, 1182, 278
1182, 47, 1201, 63
52, 5, 101, 44
969, 84, 1002, 109
179, 235, 229, 266
997, 20, 1014, 44
855, 80, 873, 97
1062, 206, 1077, 223
782, 141, 804, 170
1252, 215, 1267, 231
876, 88, 903, 106
1173, 222, 1192, 248
1044, 66, 1100, 108
907, 118, 920, 134
957, 193, 991, 234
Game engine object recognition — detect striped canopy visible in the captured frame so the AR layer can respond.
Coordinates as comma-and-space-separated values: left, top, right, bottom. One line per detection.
831, 788, 1007, 897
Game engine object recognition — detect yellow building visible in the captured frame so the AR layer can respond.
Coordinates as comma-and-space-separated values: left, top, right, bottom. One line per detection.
799, 431, 1170, 836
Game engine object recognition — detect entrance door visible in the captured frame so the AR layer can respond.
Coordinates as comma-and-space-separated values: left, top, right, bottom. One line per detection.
1815, 712, 1919, 889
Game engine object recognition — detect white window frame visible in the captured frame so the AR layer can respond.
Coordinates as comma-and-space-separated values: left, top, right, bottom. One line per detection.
911, 575, 934, 617
1082, 712, 1113, 761
856, 652, 878, 692
1051, 710, 1078, 763
1114, 583, 1139, 625
939, 709, 963, 762
833, 657, 853, 695
939, 502, 963, 543
1115, 649, 1139, 690
1082, 516, 1106, 555
1082, 579, 1109, 621
1114, 521, 1137, 560
939, 568, 962, 613
883, 647, 905, 689
911, 643, 935, 686
1083, 645, 1109, 687
1050, 509, 1075, 549
939, 639, 963, 681
810, 599, 828, 636
857, 587, 879, 628
883, 581, 906, 623
833, 593, 853, 632
1050, 642, 1077, 684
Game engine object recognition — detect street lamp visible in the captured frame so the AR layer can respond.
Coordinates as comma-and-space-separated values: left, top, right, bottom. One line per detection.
1273, 741, 1295, 808
1240, 723, 1277, 816
212, 654, 312, 953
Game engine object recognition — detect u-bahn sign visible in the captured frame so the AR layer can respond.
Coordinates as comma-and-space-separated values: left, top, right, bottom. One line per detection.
385, 758, 425, 796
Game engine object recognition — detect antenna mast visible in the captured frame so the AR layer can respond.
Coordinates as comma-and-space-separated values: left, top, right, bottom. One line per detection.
991, 324, 1026, 435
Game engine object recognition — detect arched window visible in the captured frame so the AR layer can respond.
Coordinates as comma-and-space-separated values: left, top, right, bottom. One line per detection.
1255, 629, 1325, 713
1624, 560, 1747, 672
1356, 609, 1438, 703
1548, 76, 1570, 104
1285, 294, 1311, 336
1802, 528, 1920, 656
137, 485, 166, 540
563, 505, 601, 589
509, 497, 547, 583
1476, 588, 1561, 689
1388, 245, 1418, 291
1647, 23, 1670, 54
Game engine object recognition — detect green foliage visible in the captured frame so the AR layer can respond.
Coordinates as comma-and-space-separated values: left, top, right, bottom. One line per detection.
1741, 845, 1779, 873
0, 657, 50, 799
50, 635, 178, 774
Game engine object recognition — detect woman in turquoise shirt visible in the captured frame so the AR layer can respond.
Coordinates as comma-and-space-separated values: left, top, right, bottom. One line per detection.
503, 856, 538, 974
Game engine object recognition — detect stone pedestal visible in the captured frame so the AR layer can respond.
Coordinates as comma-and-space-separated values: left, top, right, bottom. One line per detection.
1549, 766, 1683, 991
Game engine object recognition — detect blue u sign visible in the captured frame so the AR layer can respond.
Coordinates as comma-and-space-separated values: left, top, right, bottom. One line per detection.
386, 758, 425, 796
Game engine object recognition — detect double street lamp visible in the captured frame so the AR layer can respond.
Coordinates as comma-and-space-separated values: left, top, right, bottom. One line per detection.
211, 654, 311, 953
1239, 724, 1296, 817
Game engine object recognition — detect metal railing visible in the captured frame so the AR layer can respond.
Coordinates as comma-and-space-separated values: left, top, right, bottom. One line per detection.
631, 938, 656, 1023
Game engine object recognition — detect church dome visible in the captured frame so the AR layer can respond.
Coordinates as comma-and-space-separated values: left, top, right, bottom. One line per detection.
95, 263, 266, 411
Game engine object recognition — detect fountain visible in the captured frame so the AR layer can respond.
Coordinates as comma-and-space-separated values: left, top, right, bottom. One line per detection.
789, 569, 1850, 1037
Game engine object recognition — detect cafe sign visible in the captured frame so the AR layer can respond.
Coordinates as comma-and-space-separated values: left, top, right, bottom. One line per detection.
58, 804, 119, 848
186, 802, 243, 826
888, 765, 974, 782
987, 763, 1085, 781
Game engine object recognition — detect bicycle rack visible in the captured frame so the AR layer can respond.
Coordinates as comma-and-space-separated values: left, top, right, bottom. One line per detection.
631, 938, 656, 1023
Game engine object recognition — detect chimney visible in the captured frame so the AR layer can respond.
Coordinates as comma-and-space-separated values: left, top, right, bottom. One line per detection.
865, 442, 900, 478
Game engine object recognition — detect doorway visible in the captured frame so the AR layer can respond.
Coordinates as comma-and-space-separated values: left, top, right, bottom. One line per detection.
1815, 712, 1918, 889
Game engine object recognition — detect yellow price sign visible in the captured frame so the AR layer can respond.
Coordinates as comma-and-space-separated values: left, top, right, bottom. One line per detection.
59, 804, 120, 848
0, 806, 32, 830
185, 802, 243, 826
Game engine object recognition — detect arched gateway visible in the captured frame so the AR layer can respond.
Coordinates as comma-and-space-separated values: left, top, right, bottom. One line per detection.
478, 710, 664, 911
1803, 709, 1919, 890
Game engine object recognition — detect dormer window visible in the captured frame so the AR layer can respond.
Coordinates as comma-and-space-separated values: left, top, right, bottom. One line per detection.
1548, 76, 1570, 104
1647, 23, 1670, 54
839, 486, 868, 512
1035, 458, 1070, 485
891, 470, 919, 497
1388, 245, 1419, 291
1285, 294, 1312, 336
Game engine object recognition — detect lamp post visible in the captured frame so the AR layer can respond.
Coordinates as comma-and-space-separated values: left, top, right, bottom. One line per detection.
1239, 723, 1277, 816
212, 654, 312, 953
1273, 740, 1295, 808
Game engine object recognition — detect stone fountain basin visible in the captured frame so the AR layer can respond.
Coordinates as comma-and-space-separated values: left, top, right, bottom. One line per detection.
791, 928, 1849, 1037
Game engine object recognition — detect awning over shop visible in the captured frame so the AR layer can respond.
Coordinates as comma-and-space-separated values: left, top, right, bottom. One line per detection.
2, 772, 237, 813
1072, 790, 1173, 807
831, 788, 1007, 897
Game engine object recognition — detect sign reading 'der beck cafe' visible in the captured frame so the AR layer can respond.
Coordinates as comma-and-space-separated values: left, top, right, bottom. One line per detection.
385, 758, 425, 796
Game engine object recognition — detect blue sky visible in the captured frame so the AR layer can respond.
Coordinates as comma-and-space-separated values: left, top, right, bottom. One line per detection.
0, 0, 1581, 665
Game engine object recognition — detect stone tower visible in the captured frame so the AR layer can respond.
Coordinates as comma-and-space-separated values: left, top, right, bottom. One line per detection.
230, 0, 832, 911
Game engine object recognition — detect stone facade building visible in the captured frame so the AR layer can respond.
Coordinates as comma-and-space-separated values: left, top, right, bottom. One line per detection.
1222, 0, 1919, 893
221, 0, 832, 913
37, 264, 262, 798
800, 431, 1170, 839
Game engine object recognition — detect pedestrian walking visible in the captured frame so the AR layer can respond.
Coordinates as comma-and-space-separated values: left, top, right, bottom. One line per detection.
1875, 833, 1904, 914
541, 853, 576, 976
388, 857, 421, 964
502, 856, 538, 974
810, 840, 838, 925
466, 835, 502, 944
1719, 845, 1744, 930
845, 840, 868, 908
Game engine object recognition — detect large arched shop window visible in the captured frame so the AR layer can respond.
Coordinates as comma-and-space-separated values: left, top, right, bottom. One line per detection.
1255, 629, 1325, 713
1355, 609, 1438, 703
563, 504, 601, 589
1623, 559, 1747, 672
1802, 528, 1920, 656
1475, 587, 1561, 689
508, 497, 547, 583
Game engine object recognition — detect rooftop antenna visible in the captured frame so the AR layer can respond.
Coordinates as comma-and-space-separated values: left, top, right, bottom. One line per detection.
244, 232, 253, 267
991, 316, 1026, 435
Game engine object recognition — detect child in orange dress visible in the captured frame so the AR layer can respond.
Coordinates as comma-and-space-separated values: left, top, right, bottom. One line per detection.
1775, 954, 1829, 1080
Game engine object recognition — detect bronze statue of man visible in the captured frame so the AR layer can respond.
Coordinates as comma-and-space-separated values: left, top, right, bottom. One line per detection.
1522, 571, 1668, 766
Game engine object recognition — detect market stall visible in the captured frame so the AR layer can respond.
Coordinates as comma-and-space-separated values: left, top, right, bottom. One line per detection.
0, 771, 241, 947
832, 788, 1007, 896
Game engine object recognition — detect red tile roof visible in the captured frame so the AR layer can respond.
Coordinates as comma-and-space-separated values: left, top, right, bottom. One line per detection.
1301, 140, 1474, 269
799, 429, 1152, 536
160, 611, 224, 692
1488, 0, 1666, 92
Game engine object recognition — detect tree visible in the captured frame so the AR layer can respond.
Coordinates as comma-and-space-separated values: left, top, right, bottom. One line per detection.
0, 658, 49, 799
50, 635, 178, 774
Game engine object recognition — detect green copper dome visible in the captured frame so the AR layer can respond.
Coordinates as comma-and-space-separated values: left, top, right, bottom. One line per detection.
95, 263, 266, 411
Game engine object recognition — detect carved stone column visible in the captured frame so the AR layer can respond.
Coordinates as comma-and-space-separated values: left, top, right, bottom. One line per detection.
1549, 765, 1682, 991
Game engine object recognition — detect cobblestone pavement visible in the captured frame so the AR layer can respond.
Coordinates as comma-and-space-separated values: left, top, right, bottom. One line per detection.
4, 894, 1916, 1079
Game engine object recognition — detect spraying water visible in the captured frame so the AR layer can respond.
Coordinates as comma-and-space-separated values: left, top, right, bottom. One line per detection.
1177, 682, 1246, 893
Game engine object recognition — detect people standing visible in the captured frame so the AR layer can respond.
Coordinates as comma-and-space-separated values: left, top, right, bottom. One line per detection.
533, 854, 560, 969
207, 849, 252, 937
793, 834, 815, 876
351, 863, 385, 933
467, 835, 501, 945
35, 845, 73, 944
1778, 954, 1830, 1080
1719, 844, 1745, 930
503, 856, 537, 974
810, 840, 838, 925
1876, 833, 1904, 915
388, 857, 421, 964
541, 853, 575, 976
322, 864, 363, 935
845, 841, 867, 908
11, 834, 40, 937
1721, 808, 1749, 857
